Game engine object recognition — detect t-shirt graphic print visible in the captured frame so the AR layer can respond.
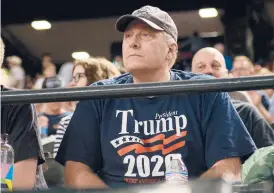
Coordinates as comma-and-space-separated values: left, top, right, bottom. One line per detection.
108, 108, 188, 184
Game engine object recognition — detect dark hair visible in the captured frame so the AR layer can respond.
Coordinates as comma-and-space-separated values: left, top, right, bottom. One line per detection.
193, 31, 199, 37
41, 52, 52, 58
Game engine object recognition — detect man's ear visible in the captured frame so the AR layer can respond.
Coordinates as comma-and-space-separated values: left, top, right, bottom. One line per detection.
169, 43, 178, 57
166, 43, 178, 67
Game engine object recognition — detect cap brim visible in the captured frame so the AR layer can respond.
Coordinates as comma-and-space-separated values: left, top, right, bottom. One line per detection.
116, 15, 164, 32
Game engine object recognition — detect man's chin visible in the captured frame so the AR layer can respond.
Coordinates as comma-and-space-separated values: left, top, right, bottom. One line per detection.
124, 64, 148, 73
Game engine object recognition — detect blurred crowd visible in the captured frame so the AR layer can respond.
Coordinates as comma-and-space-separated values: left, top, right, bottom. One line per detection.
1, 42, 274, 148
0, 53, 123, 144
212, 45, 274, 127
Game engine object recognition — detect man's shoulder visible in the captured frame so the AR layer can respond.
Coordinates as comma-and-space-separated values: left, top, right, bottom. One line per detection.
91, 73, 132, 86
171, 69, 214, 81
90, 71, 213, 85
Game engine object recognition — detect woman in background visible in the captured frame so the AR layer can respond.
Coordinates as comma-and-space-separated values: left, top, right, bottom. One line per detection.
53, 57, 120, 157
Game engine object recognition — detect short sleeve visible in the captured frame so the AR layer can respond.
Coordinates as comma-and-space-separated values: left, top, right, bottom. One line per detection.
202, 92, 257, 168
6, 104, 44, 164
55, 100, 102, 172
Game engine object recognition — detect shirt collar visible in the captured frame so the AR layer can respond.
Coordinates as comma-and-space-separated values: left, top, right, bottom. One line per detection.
126, 70, 174, 84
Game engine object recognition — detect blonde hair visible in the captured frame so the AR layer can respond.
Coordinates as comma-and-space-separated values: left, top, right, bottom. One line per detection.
95, 57, 121, 78
258, 67, 272, 76
6, 55, 22, 66
234, 56, 253, 68
0, 38, 5, 66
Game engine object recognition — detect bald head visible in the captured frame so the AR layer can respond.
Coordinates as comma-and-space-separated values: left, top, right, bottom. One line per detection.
192, 47, 228, 78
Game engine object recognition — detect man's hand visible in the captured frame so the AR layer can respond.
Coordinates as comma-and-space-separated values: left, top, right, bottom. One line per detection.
65, 161, 108, 189
248, 91, 262, 107
200, 157, 242, 182
248, 91, 274, 124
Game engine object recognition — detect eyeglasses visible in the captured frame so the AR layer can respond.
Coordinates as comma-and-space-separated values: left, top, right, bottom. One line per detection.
72, 73, 86, 83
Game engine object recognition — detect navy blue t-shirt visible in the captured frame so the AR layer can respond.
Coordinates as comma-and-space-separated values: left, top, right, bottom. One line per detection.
56, 70, 256, 187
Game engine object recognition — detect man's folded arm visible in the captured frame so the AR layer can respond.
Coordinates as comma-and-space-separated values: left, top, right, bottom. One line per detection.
55, 100, 105, 188
200, 157, 241, 181
65, 161, 107, 189
201, 92, 256, 181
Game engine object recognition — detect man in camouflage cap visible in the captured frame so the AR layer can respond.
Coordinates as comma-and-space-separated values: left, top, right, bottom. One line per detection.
57, 5, 256, 188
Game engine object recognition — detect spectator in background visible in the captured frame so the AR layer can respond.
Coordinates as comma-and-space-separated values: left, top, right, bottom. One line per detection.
54, 57, 121, 157
33, 63, 58, 89
38, 77, 72, 137
231, 56, 273, 123
192, 48, 251, 103
6, 55, 25, 89
0, 38, 47, 190
248, 89, 274, 124
33, 52, 53, 88
231, 56, 255, 77
258, 68, 274, 101
42, 52, 53, 68
248, 68, 274, 125
192, 47, 274, 148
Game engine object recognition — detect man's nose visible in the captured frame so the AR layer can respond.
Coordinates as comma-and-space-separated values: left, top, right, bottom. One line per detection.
129, 35, 141, 49
203, 66, 213, 76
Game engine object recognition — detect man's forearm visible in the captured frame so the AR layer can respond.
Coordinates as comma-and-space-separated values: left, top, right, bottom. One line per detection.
200, 166, 241, 181
65, 161, 108, 189
200, 158, 242, 182
256, 104, 273, 124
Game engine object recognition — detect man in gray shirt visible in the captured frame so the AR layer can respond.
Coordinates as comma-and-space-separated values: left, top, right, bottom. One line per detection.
192, 47, 274, 148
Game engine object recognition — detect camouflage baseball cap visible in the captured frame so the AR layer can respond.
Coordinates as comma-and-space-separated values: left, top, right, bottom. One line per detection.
116, 5, 178, 42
